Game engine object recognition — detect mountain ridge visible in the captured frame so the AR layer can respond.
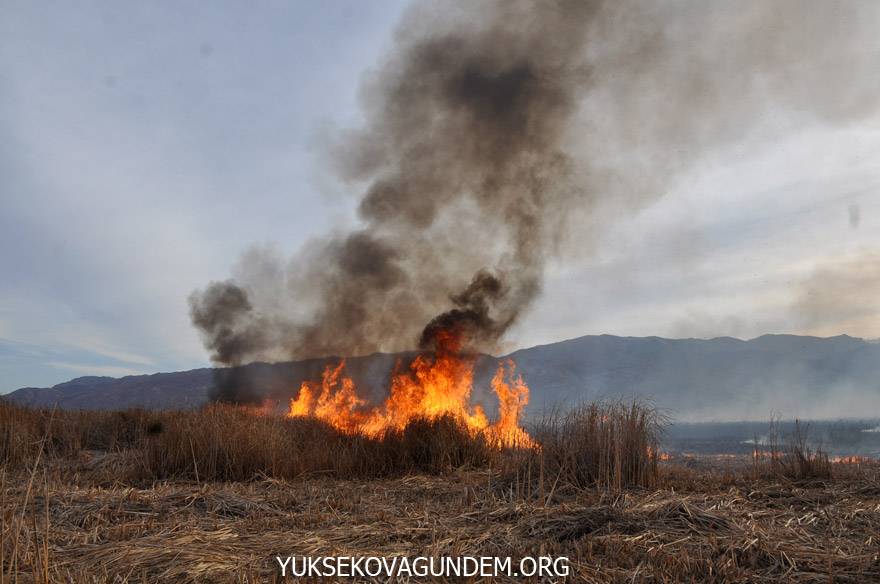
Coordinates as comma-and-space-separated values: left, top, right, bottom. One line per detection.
5, 334, 879, 421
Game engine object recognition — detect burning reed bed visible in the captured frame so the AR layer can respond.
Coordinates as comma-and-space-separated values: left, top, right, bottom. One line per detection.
0, 400, 661, 489
142, 406, 494, 481
2, 399, 880, 582
0, 401, 499, 482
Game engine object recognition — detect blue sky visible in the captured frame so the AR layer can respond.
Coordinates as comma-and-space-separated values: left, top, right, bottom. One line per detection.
2, 1, 880, 392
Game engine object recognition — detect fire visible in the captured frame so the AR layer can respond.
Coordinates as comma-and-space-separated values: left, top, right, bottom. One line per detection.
647, 446, 672, 462
287, 361, 367, 433
287, 331, 535, 448
486, 360, 534, 448
752, 449, 782, 461
831, 455, 874, 465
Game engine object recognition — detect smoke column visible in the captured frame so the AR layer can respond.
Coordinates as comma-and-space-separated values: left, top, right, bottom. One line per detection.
190, 0, 880, 401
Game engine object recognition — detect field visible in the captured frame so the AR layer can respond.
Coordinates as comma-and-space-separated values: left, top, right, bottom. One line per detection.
2, 401, 879, 583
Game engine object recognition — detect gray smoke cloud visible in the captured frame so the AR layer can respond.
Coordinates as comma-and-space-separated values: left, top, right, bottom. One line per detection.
794, 251, 880, 340
190, 0, 880, 388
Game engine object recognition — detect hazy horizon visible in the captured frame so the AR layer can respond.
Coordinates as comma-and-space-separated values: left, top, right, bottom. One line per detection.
5, 330, 877, 392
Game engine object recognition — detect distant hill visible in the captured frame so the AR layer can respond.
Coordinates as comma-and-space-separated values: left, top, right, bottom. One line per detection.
506, 334, 880, 420
6, 334, 880, 420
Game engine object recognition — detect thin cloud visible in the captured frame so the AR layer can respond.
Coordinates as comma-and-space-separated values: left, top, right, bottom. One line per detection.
47, 362, 146, 378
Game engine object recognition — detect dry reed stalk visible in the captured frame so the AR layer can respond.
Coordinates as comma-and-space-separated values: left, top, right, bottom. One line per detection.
0, 468, 5, 584
5, 406, 55, 582
42, 472, 49, 584
753, 419, 833, 481
526, 401, 662, 493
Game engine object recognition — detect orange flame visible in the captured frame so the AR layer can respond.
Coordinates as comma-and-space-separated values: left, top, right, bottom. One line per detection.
287, 333, 535, 448
831, 455, 874, 464
646, 445, 671, 462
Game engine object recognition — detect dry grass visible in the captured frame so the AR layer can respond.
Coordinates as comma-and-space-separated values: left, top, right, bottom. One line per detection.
1, 459, 879, 583
0, 401, 495, 482
0, 401, 161, 469
753, 420, 834, 481
4, 400, 877, 582
141, 406, 493, 481
0, 400, 658, 487
528, 402, 663, 491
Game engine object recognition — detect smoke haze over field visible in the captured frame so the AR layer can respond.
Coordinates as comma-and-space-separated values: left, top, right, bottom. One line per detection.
794, 251, 880, 340
190, 0, 880, 377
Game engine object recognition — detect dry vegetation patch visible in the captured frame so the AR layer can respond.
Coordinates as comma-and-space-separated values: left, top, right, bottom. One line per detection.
2, 464, 879, 583
2, 400, 879, 582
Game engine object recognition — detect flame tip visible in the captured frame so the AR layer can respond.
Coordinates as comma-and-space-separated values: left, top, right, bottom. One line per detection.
287, 335, 534, 448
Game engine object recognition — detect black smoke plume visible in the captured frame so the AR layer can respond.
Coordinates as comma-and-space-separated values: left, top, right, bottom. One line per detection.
190, 0, 880, 401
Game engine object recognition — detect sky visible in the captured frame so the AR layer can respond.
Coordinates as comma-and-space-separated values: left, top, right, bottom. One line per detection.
2, 1, 879, 393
